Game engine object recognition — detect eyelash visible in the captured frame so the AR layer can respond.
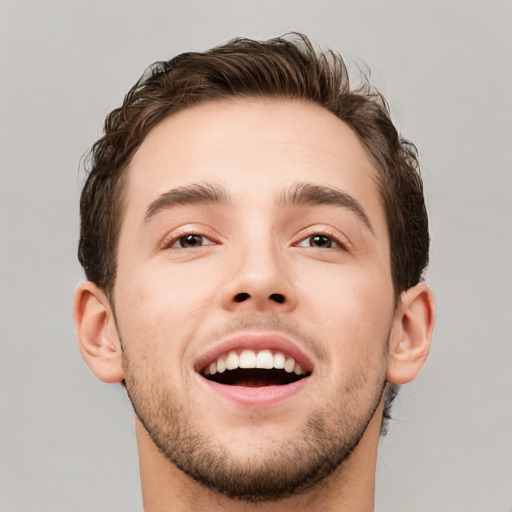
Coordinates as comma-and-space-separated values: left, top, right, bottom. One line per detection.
295, 230, 348, 251
160, 228, 348, 251
161, 230, 217, 249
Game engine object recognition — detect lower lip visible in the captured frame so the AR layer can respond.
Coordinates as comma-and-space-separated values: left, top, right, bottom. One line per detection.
198, 374, 309, 407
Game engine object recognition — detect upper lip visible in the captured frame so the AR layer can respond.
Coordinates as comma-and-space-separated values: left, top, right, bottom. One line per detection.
194, 332, 315, 375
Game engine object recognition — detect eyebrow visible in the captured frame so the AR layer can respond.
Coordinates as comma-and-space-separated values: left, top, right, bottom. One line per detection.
278, 182, 375, 234
143, 182, 230, 224
143, 180, 374, 234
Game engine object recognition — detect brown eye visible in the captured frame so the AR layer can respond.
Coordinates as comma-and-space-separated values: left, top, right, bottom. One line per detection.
297, 234, 337, 249
309, 235, 333, 248
173, 234, 212, 248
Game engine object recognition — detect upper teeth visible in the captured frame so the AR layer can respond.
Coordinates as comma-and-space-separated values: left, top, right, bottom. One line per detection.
204, 349, 305, 376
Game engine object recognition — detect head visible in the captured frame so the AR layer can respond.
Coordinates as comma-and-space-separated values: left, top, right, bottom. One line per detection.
74, 34, 434, 502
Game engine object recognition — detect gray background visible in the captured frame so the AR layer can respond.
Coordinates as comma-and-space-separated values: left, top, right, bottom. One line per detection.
1, 1, 511, 511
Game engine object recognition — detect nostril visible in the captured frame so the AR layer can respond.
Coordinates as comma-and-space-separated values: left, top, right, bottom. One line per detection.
269, 293, 285, 304
234, 292, 250, 303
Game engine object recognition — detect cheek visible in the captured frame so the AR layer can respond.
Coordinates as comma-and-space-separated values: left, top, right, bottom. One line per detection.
296, 262, 394, 363
114, 260, 219, 357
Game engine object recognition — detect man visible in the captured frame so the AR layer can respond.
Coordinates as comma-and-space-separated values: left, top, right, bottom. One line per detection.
73, 33, 435, 511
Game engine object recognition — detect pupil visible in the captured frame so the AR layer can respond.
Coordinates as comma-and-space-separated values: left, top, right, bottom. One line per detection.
181, 234, 202, 247
311, 235, 331, 248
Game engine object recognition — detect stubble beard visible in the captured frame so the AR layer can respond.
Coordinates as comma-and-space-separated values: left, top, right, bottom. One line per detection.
118, 315, 389, 502
114, 314, 391, 502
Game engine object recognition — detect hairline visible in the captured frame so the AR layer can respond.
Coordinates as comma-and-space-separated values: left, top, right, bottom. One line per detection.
106, 95, 398, 302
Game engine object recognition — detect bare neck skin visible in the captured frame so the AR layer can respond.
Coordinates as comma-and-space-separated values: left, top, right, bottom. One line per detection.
136, 402, 382, 512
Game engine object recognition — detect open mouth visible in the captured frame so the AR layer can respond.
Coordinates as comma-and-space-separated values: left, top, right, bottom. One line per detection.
204, 368, 307, 387
201, 349, 311, 388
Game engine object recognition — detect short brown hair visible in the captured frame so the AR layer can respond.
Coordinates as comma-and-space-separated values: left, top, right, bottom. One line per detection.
79, 33, 428, 300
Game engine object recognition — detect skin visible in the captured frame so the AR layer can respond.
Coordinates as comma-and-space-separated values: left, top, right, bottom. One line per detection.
74, 98, 435, 511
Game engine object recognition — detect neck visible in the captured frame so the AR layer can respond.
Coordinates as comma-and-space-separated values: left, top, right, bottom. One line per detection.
135, 410, 382, 512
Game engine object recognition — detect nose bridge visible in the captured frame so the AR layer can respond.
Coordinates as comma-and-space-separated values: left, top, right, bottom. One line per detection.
222, 225, 296, 311
238, 233, 282, 290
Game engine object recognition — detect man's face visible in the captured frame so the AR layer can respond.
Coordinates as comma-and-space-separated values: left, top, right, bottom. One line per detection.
114, 98, 396, 499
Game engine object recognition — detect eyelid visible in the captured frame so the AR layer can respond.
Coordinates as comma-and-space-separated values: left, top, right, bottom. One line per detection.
294, 227, 351, 251
159, 226, 219, 250
171, 234, 216, 248
296, 235, 340, 249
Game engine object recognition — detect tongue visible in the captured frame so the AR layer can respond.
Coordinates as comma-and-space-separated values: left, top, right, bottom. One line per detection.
235, 379, 284, 388
206, 368, 303, 386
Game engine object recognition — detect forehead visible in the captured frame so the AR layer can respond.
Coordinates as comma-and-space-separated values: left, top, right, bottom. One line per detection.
123, 98, 386, 235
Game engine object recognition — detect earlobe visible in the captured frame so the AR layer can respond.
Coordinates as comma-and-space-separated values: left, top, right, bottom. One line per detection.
73, 281, 125, 383
386, 283, 435, 385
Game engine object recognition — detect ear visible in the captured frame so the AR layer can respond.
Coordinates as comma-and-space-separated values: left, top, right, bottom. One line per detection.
73, 281, 124, 383
386, 283, 435, 385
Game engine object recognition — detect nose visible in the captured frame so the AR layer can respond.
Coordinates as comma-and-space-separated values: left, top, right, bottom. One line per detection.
220, 244, 298, 313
